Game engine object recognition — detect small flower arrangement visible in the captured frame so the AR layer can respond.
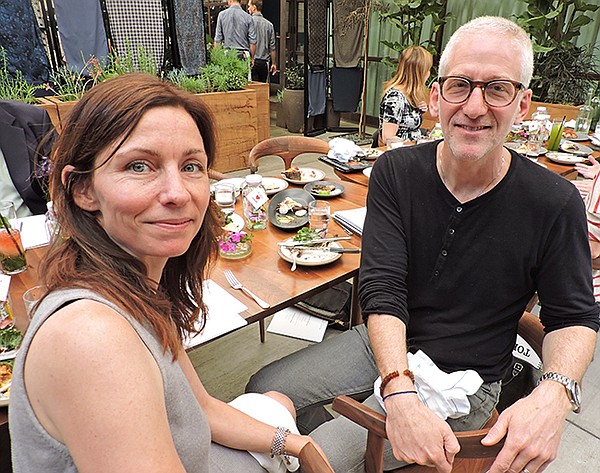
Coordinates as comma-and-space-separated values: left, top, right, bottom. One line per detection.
219, 230, 253, 259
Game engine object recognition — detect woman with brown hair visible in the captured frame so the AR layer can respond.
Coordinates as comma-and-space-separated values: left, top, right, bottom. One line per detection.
9, 73, 328, 472
376, 45, 433, 146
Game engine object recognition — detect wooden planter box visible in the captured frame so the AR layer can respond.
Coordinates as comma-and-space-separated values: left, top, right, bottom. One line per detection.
36, 82, 270, 173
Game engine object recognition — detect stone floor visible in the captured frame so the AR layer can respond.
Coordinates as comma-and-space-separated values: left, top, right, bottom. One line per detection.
192, 111, 600, 472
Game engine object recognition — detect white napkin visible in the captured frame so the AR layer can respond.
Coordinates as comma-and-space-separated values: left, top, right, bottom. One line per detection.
228, 393, 300, 472
327, 137, 363, 163
564, 119, 576, 129
374, 350, 483, 420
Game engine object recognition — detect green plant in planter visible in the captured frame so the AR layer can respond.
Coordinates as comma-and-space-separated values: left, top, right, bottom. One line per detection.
514, 0, 599, 104
90, 42, 159, 83
166, 46, 249, 93
285, 64, 304, 90
0, 47, 40, 103
47, 63, 93, 102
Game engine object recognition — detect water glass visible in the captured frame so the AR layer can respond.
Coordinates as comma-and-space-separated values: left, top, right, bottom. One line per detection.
22, 285, 45, 319
308, 201, 330, 238
547, 119, 564, 152
0, 201, 27, 275
214, 183, 236, 215
575, 105, 592, 134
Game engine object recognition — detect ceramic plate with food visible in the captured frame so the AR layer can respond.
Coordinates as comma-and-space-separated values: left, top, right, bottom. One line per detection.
562, 129, 589, 142
545, 152, 588, 165
0, 326, 22, 361
560, 140, 593, 156
261, 177, 289, 196
220, 213, 244, 232
505, 142, 547, 157
0, 360, 12, 407
281, 167, 326, 185
277, 238, 343, 267
268, 189, 315, 230
359, 148, 383, 160
303, 181, 345, 198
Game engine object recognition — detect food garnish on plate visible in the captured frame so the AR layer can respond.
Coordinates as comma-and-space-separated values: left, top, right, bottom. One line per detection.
275, 197, 307, 223
0, 327, 23, 355
562, 128, 578, 140
311, 183, 337, 195
282, 167, 302, 180
0, 360, 12, 400
561, 140, 579, 152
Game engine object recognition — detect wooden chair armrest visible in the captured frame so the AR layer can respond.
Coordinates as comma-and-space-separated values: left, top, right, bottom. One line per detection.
332, 395, 506, 459
298, 440, 335, 473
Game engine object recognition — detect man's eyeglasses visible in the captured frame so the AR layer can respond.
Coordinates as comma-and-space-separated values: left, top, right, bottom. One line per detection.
438, 76, 525, 108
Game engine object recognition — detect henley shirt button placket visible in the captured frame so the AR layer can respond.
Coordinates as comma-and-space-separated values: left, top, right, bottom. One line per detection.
449, 228, 455, 235
456, 206, 463, 213
441, 250, 448, 257
433, 270, 440, 277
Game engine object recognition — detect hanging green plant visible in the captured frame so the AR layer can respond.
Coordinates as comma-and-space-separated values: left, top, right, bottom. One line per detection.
0, 47, 41, 103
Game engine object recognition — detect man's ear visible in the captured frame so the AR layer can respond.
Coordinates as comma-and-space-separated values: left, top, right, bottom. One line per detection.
62, 165, 99, 212
514, 89, 532, 125
429, 83, 440, 118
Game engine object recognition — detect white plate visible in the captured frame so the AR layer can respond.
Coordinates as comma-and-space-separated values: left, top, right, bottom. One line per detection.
560, 141, 593, 156
562, 131, 589, 142
545, 152, 588, 165
221, 213, 244, 232
278, 239, 343, 266
261, 177, 289, 196
505, 142, 547, 157
363, 167, 372, 178
0, 395, 8, 407
281, 168, 326, 185
0, 348, 18, 361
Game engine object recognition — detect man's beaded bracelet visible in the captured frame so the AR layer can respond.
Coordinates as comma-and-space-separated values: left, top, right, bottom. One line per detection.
271, 426, 291, 457
380, 369, 415, 397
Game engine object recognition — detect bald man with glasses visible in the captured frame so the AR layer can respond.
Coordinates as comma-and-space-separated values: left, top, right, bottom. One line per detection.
247, 17, 598, 473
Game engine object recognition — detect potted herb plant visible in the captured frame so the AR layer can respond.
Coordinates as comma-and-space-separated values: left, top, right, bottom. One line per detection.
282, 64, 305, 133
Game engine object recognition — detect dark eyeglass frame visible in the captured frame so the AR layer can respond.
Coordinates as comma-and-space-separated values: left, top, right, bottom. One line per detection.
438, 76, 525, 108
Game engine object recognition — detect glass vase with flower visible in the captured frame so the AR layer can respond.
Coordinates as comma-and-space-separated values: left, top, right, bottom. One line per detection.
219, 230, 253, 260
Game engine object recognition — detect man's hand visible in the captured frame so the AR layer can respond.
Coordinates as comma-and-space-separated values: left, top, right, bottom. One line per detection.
270, 64, 277, 75
385, 394, 460, 472
482, 382, 571, 473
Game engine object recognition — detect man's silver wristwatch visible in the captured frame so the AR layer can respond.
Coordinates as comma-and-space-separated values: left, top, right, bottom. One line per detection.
539, 372, 581, 413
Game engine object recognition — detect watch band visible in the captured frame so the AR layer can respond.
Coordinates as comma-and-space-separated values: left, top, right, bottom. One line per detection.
539, 371, 581, 413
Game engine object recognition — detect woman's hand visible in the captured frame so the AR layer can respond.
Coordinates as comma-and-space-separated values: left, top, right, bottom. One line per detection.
575, 156, 600, 179
417, 102, 428, 113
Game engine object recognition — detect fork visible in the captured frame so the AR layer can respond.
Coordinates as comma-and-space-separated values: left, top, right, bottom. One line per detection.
223, 270, 270, 308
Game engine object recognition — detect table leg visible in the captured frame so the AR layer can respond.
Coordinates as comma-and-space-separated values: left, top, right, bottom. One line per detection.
259, 318, 265, 343
350, 276, 362, 327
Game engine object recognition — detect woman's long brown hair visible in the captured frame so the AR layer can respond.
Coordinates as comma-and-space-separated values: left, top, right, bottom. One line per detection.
382, 46, 433, 108
39, 73, 220, 358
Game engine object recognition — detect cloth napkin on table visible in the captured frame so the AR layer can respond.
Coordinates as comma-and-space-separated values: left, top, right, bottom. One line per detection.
332, 207, 367, 236
327, 137, 363, 163
228, 393, 300, 472
374, 350, 483, 420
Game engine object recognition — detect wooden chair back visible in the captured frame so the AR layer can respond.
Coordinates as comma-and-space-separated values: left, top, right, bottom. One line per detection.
526, 101, 580, 122
247, 136, 330, 173
332, 311, 545, 473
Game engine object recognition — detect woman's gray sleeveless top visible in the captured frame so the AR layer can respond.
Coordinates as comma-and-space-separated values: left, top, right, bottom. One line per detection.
9, 288, 211, 472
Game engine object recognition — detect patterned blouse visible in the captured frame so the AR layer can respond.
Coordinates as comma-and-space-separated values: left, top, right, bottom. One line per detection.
379, 88, 423, 141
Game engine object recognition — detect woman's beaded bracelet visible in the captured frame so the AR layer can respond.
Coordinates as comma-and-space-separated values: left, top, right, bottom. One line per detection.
270, 426, 291, 457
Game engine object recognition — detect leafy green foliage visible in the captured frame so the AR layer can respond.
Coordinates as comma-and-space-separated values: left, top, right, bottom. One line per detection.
375, 0, 452, 67
285, 64, 304, 90
166, 46, 249, 93
47, 64, 92, 102
0, 327, 23, 352
90, 42, 159, 83
0, 47, 40, 103
514, 0, 599, 104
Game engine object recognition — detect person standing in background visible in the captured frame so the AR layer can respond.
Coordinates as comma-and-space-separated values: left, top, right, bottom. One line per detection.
213, 0, 256, 62
248, 0, 276, 82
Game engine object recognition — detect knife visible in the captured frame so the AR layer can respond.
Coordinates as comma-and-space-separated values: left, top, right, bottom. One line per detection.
277, 236, 352, 247
283, 246, 361, 254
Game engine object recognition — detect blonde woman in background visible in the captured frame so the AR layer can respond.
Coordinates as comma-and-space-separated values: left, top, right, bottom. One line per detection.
376, 46, 433, 146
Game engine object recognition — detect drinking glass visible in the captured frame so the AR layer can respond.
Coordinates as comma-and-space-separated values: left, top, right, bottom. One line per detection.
308, 201, 330, 238
22, 285, 45, 319
547, 119, 564, 152
214, 183, 236, 215
0, 201, 27, 275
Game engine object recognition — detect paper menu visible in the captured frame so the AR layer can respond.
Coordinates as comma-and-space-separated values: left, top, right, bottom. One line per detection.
332, 207, 367, 236
267, 307, 328, 343
184, 279, 248, 348
20, 214, 50, 250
